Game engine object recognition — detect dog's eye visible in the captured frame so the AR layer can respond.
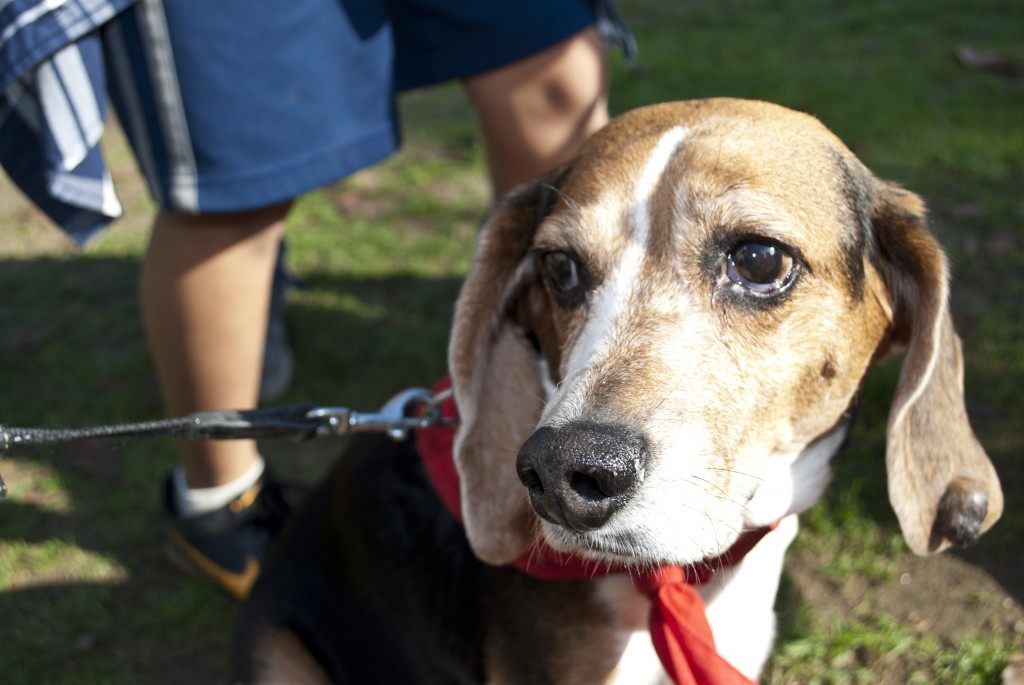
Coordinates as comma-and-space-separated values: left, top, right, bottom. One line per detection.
542, 251, 580, 293
726, 241, 796, 294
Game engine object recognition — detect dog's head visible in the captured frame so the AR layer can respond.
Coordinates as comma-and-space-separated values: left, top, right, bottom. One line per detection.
448, 98, 1002, 566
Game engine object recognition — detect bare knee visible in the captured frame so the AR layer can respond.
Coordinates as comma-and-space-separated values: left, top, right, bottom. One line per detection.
143, 202, 292, 278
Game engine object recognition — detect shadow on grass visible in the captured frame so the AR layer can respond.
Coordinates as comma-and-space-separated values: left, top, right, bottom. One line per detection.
0, 255, 461, 683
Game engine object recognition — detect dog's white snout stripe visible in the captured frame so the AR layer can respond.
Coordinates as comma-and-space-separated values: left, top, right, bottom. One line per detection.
546, 127, 690, 423
631, 125, 689, 247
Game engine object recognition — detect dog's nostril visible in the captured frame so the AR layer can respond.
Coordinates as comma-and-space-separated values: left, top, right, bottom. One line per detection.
569, 472, 606, 502
520, 468, 544, 494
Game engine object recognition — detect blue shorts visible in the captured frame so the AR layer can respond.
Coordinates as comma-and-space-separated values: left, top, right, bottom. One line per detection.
101, 0, 606, 214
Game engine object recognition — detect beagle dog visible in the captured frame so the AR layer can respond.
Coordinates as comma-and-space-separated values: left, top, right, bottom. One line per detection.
233, 98, 1002, 684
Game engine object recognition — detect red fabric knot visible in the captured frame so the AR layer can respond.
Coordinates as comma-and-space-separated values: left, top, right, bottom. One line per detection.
641, 567, 760, 685
414, 376, 768, 685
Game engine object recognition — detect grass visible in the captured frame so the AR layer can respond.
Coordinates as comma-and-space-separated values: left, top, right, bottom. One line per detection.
768, 614, 1020, 685
1, 0, 1022, 682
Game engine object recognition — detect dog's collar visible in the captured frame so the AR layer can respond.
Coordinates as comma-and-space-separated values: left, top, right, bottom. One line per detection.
415, 377, 768, 685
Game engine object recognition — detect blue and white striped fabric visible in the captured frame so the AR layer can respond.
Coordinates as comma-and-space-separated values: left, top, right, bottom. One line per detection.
0, 0, 137, 244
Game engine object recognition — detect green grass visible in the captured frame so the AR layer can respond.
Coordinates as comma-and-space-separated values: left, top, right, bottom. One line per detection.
1, 0, 1022, 682
768, 613, 1021, 685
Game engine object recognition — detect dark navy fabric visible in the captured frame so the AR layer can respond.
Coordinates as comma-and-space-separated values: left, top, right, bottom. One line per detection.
2, 0, 634, 239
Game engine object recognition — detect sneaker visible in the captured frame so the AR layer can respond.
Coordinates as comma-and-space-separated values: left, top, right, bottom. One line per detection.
259, 241, 297, 404
163, 470, 292, 600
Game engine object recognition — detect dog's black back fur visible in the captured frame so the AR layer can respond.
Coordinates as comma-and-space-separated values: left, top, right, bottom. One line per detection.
232, 433, 487, 684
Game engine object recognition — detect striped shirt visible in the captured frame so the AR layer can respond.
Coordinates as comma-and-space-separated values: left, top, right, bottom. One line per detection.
0, 0, 136, 244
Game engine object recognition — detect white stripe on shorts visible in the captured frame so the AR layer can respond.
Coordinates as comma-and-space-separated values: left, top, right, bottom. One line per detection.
136, 0, 199, 211
103, 17, 165, 206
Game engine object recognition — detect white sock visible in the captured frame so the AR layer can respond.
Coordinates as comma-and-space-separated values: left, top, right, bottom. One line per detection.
173, 457, 266, 519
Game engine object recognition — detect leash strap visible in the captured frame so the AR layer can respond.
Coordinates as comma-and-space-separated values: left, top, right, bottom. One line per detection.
0, 388, 456, 453
0, 387, 455, 503
0, 403, 323, 450
0, 404, 314, 504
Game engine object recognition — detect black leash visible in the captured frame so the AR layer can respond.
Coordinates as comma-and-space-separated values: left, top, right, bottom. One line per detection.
0, 387, 455, 503
0, 404, 323, 448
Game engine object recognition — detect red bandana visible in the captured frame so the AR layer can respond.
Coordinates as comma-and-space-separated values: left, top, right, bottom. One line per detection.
415, 378, 768, 685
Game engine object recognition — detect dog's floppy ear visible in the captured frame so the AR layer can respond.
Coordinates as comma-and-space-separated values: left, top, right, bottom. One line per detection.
448, 172, 564, 565
872, 182, 1003, 555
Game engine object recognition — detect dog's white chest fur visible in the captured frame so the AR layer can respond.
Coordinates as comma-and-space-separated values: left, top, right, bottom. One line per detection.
595, 576, 667, 685
594, 514, 800, 684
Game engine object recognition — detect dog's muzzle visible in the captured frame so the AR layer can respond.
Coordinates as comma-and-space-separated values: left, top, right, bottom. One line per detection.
516, 422, 649, 532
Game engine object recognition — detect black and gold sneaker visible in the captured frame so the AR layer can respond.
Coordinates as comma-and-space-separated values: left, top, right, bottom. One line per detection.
163, 471, 292, 600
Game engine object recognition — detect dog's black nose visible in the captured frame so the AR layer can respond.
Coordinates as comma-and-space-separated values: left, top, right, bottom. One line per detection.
516, 422, 648, 532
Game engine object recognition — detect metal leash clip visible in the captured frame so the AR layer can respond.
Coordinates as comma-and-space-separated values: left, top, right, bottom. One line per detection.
305, 386, 455, 441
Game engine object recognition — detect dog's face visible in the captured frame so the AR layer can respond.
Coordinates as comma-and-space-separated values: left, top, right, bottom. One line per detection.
449, 99, 1002, 568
